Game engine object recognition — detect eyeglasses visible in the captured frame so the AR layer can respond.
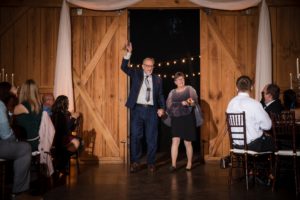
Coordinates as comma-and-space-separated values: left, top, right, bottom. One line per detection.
143, 64, 154, 68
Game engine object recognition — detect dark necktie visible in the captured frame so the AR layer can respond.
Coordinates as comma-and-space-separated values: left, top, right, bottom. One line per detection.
145, 76, 150, 102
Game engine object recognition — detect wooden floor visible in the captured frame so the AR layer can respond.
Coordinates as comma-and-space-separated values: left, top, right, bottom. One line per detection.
38, 153, 297, 200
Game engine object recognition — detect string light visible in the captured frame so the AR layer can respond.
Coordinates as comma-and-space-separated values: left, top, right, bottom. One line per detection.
129, 55, 201, 79
157, 72, 200, 79
130, 54, 200, 68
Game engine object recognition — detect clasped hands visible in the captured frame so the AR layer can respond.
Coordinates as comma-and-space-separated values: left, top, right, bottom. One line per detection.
182, 98, 195, 106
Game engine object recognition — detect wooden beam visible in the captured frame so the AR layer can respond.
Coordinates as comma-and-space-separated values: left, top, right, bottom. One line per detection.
0, 7, 30, 37
209, 123, 227, 156
0, 0, 299, 8
0, 0, 62, 7
206, 15, 243, 75
73, 72, 120, 156
80, 17, 119, 86
70, 9, 120, 17
266, 0, 300, 6
129, 0, 198, 9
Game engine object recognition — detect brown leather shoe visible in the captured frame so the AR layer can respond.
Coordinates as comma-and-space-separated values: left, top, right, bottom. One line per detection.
148, 164, 156, 173
130, 162, 140, 173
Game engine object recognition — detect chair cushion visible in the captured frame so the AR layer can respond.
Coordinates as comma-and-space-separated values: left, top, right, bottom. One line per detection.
274, 150, 300, 156
230, 148, 272, 155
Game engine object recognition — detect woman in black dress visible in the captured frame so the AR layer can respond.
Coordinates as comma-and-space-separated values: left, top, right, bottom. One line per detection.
166, 72, 198, 171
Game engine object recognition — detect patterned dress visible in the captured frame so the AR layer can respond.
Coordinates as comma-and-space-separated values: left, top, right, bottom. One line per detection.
166, 86, 198, 141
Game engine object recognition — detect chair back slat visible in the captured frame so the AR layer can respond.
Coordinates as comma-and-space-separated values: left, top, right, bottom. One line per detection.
271, 111, 296, 152
226, 112, 247, 150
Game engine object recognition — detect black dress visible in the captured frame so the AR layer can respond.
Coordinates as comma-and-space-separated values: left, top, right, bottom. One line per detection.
166, 86, 197, 141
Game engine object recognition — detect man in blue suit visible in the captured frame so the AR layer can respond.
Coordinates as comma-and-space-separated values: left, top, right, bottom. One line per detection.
121, 42, 165, 173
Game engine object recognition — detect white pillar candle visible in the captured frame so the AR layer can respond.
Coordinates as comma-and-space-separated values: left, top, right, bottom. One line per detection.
1, 68, 4, 81
297, 57, 299, 79
5, 73, 8, 81
11, 73, 14, 86
290, 73, 293, 89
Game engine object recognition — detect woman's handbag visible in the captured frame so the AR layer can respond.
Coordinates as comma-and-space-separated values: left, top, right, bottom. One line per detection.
194, 103, 203, 127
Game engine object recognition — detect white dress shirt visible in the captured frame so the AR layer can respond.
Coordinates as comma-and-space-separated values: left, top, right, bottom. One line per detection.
226, 92, 272, 145
136, 73, 154, 105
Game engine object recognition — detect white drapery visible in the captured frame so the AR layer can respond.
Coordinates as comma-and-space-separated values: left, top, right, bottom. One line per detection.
254, 0, 272, 100
67, 0, 142, 10
189, 0, 261, 10
53, 0, 74, 112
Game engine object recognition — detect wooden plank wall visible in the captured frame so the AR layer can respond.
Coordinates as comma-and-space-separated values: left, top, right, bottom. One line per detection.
270, 6, 300, 91
200, 8, 259, 158
0, 7, 60, 93
71, 9, 128, 163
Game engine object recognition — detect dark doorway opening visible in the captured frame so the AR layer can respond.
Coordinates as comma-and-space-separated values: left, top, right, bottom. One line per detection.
129, 9, 201, 157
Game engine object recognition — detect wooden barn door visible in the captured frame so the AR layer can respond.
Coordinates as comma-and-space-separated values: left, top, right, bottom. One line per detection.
200, 9, 259, 159
71, 9, 128, 163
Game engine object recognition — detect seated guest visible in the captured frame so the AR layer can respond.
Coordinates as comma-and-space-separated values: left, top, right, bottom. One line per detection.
283, 89, 300, 120
51, 95, 80, 174
42, 93, 55, 116
261, 83, 283, 116
0, 82, 32, 196
1, 82, 18, 124
227, 76, 274, 152
13, 79, 42, 151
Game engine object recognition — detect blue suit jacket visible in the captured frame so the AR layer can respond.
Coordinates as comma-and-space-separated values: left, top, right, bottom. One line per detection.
121, 59, 166, 110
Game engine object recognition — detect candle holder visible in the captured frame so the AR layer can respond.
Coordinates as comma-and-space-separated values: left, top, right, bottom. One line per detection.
293, 75, 300, 102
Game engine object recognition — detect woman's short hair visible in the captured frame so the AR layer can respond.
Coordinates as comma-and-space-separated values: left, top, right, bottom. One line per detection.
174, 72, 185, 80
266, 84, 280, 100
236, 75, 253, 92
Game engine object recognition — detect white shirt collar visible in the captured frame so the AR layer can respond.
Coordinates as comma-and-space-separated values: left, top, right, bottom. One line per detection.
265, 100, 275, 107
237, 92, 250, 97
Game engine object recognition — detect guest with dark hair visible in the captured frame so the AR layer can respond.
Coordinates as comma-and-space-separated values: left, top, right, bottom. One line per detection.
227, 76, 274, 152
51, 95, 80, 175
261, 83, 284, 116
283, 89, 300, 120
283, 89, 297, 109
0, 81, 32, 197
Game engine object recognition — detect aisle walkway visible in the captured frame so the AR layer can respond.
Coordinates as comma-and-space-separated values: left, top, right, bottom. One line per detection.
43, 155, 296, 200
